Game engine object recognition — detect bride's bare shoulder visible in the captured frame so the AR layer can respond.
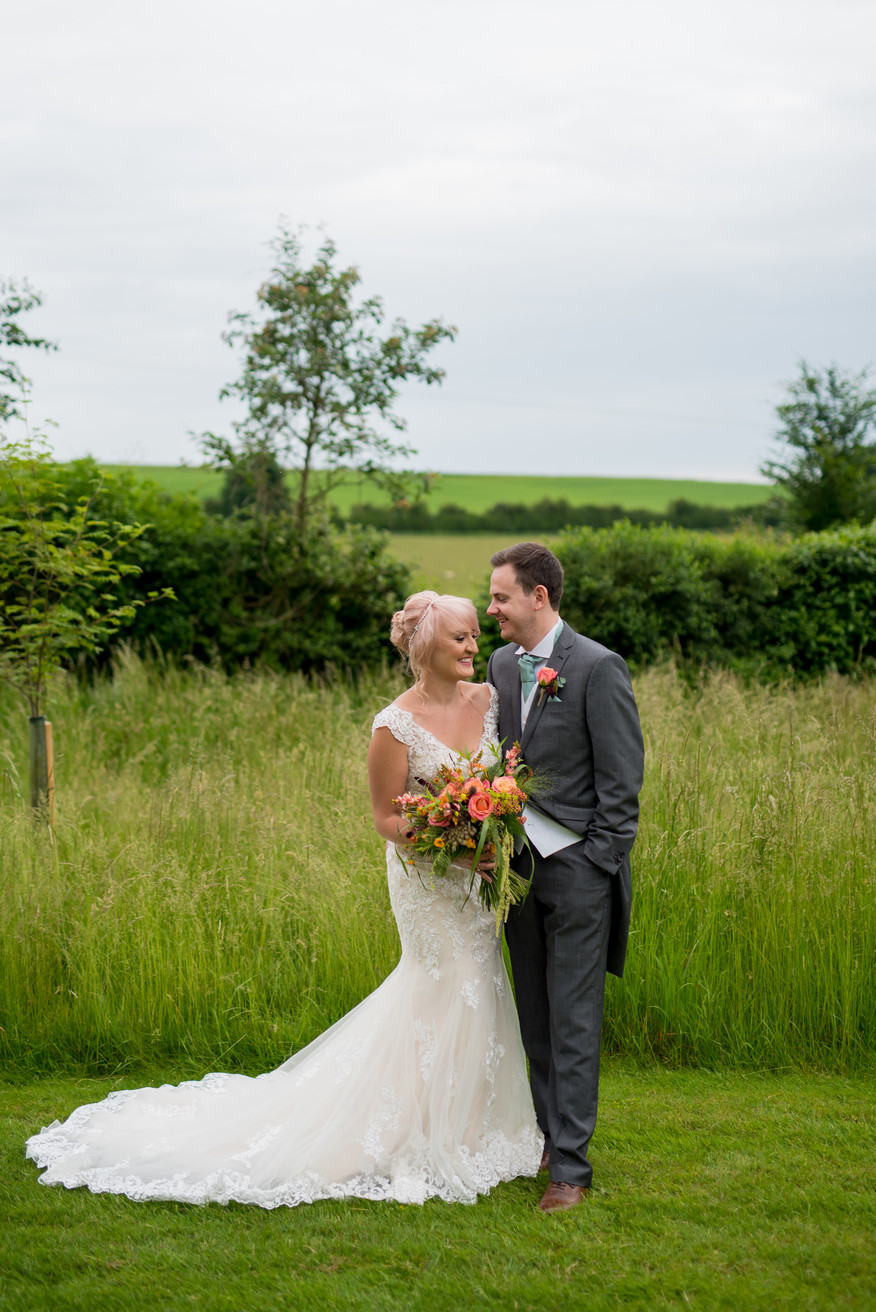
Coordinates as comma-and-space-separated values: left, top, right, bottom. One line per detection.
392, 688, 420, 712
463, 682, 493, 712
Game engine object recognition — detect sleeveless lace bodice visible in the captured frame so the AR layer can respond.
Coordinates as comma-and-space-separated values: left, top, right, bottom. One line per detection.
26, 683, 541, 1208
371, 685, 503, 980
371, 683, 500, 794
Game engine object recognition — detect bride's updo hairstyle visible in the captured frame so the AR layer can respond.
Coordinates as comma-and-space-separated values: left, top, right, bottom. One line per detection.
390, 591, 479, 679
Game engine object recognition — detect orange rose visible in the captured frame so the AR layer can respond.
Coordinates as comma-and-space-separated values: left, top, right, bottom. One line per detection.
461, 777, 487, 799
491, 776, 523, 798
468, 790, 495, 821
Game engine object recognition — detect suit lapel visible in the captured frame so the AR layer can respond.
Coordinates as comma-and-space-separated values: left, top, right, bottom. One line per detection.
519, 623, 576, 752
502, 648, 524, 746
491, 646, 523, 749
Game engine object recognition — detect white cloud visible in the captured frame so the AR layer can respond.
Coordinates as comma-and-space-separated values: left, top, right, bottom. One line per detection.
3, 0, 875, 478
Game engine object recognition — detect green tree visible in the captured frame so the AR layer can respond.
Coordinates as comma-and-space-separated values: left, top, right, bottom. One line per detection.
205, 441, 292, 519
762, 361, 876, 531
0, 278, 57, 426
201, 226, 456, 536
0, 437, 171, 810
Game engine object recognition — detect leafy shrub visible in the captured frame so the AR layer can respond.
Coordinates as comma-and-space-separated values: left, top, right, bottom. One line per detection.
771, 525, 876, 673
548, 523, 719, 666
203, 449, 292, 518
479, 521, 876, 679
38, 460, 411, 673
21, 462, 876, 680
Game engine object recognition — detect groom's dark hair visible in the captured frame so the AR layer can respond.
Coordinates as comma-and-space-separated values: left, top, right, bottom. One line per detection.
491, 542, 564, 609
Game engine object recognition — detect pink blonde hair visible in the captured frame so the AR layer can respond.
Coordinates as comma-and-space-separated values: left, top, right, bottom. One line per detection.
390, 591, 479, 677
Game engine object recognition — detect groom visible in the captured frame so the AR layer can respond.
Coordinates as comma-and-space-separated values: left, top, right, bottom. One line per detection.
486, 541, 644, 1213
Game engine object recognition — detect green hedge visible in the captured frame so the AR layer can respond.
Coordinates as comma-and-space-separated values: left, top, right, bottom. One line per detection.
505, 521, 876, 677
32, 461, 411, 673
9, 460, 875, 679
348, 495, 783, 535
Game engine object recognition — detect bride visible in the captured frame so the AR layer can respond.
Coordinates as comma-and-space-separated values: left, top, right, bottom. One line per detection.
26, 591, 543, 1207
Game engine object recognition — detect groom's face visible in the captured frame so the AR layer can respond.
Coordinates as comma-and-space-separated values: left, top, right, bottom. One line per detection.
487, 564, 543, 648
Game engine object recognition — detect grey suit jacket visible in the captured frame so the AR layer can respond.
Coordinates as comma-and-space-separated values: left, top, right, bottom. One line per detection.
486, 622, 644, 975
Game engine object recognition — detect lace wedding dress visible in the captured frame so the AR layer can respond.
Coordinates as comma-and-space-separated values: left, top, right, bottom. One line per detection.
26, 686, 542, 1207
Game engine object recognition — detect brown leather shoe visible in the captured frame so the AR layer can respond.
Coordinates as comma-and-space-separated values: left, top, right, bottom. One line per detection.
538, 1181, 589, 1212
539, 1149, 550, 1172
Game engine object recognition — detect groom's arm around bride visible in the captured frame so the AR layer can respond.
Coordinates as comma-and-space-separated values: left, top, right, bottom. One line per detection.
485, 541, 644, 1212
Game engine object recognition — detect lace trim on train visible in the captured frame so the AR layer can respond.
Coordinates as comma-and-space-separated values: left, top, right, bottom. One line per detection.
27, 1087, 542, 1207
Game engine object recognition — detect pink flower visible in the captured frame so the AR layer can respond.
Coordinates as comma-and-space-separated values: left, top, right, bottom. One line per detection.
538, 666, 559, 687
425, 786, 456, 826
394, 791, 423, 808
468, 790, 495, 822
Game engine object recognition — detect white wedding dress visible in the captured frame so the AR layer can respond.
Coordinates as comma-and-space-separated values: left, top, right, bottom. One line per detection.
26, 686, 542, 1207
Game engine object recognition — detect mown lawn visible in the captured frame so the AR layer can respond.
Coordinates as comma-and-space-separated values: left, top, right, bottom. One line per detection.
5, 1066, 874, 1312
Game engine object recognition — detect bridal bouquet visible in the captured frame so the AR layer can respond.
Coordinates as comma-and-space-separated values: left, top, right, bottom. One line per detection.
393, 742, 533, 932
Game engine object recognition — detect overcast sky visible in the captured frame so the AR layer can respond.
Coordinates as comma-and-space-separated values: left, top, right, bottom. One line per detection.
3, 0, 875, 480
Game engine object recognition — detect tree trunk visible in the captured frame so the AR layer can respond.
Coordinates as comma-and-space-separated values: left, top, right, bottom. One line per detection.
29, 716, 55, 823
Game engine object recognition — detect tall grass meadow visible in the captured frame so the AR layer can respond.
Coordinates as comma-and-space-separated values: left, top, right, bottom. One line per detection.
621, 667, 875, 1068
1, 653, 874, 1077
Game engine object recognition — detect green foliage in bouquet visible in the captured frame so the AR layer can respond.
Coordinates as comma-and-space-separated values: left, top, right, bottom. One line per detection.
394, 741, 533, 932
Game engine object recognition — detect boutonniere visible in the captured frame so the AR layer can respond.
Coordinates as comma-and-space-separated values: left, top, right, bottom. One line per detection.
536, 666, 566, 707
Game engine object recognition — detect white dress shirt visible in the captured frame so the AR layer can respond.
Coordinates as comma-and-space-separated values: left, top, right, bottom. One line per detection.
516, 617, 564, 729
515, 618, 582, 858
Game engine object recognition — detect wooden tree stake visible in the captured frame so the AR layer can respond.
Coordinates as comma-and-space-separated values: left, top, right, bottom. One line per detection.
29, 716, 55, 823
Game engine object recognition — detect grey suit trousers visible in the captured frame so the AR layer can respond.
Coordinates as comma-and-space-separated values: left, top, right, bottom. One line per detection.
488, 623, 643, 1188
506, 844, 612, 1189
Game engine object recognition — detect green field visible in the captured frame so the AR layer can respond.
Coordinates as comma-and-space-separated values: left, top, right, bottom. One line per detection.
2, 659, 875, 1309
99, 464, 225, 500
97, 466, 774, 514
386, 533, 557, 599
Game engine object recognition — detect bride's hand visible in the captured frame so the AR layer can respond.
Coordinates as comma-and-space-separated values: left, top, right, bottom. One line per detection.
454, 849, 496, 881
458, 850, 493, 881
476, 853, 496, 883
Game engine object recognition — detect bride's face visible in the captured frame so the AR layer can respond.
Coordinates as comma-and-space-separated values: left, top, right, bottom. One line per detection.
427, 620, 480, 682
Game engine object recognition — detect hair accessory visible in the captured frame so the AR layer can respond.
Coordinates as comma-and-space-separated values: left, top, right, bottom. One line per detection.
410, 599, 436, 639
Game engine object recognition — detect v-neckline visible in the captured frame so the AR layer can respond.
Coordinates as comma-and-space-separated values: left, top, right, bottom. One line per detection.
393, 690, 494, 758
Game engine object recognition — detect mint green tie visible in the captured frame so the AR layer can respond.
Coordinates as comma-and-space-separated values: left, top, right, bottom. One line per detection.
517, 652, 541, 701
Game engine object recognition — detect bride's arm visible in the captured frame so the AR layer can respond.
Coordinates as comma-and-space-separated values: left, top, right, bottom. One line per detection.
367, 727, 415, 845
